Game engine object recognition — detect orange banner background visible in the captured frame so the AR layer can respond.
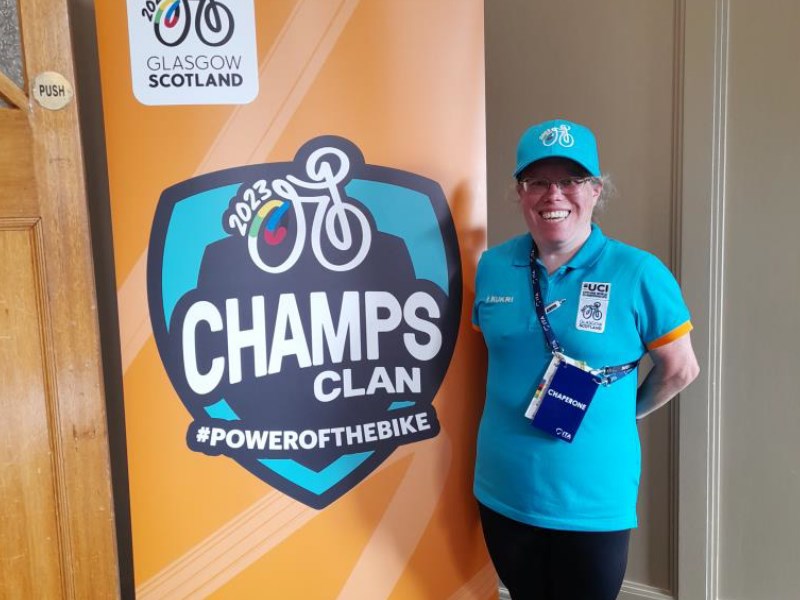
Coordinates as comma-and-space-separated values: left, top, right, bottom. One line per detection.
95, 1, 491, 598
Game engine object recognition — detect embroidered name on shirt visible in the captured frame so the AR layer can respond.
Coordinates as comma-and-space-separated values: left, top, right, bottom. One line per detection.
485, 295, 514, 304
576, 282, 610, 333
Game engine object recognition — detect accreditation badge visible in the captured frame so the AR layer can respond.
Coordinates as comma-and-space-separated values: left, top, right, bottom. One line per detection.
524, 354, 599, 443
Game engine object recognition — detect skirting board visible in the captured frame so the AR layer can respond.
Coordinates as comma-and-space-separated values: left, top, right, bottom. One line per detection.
619, 581, 674, 600
499, 580, 673, 600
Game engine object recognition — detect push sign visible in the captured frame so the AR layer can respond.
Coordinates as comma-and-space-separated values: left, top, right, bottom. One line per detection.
32, 72, 74, 111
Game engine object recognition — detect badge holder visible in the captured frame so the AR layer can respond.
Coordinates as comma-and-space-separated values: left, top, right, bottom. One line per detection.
525, 354, 599, 443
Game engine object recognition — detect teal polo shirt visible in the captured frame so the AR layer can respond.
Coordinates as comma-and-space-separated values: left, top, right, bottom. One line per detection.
472, 225, 692, 531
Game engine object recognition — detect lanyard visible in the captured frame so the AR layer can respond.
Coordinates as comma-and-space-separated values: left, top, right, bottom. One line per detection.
528, 245, 639, 386
529, 246, 564, 354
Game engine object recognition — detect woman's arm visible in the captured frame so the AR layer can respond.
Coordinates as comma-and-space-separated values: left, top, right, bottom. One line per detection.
636, 333, 699, 419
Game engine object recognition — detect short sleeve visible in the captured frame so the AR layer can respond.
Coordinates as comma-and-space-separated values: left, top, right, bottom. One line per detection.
634, 254, 693, 350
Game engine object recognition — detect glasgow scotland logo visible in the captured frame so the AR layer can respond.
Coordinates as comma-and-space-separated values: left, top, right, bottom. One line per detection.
126, 0, 258, 105
147, 136, 462, 508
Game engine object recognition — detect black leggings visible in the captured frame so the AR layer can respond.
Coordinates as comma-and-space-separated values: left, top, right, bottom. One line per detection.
478, 503, 630, 600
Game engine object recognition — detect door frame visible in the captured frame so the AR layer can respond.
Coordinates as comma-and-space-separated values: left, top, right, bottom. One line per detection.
678, 0, 728, 598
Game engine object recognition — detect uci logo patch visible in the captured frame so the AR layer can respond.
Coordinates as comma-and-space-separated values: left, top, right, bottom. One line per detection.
147, 136, 461, 509
576, 282, 610, 333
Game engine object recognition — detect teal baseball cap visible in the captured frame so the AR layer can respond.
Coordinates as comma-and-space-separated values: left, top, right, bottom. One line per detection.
514, 119, 601, 178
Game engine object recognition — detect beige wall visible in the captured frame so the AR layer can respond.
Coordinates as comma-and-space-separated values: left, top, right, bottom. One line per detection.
489, 1, 800, 599
680, 0, 800, 597
718, 0, 800, 597
486, 1, 680, 597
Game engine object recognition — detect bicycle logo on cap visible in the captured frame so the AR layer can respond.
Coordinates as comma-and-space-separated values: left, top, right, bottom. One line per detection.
142, 0, 235, 47
540, 125, 575, 148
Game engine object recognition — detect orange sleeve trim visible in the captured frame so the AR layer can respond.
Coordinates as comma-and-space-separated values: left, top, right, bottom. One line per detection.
647, 321, 693, 350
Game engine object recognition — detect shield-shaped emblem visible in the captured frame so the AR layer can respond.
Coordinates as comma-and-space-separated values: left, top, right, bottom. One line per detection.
147, 136, 461, 508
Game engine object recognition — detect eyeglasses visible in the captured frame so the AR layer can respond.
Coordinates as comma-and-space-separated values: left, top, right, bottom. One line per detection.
518, 176, 595, 195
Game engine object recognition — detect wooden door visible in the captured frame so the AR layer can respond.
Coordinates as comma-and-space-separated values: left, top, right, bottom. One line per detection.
0, 0, 120, 598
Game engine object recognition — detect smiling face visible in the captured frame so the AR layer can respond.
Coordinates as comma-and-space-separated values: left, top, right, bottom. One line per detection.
517, 157, 602, 256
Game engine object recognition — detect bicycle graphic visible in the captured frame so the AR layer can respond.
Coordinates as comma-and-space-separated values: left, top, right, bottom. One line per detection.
581, 301, 603, 320
247, 147, 372, 275
540, 124, 575, 148
147, 0, 234, 47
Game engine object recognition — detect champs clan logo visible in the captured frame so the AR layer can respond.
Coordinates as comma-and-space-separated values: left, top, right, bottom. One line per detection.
147, 137, 461, 508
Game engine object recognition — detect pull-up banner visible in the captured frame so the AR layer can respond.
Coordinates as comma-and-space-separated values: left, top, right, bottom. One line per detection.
96, 1, 492, 597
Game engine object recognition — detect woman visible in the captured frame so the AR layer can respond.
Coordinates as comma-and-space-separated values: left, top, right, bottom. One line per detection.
472, 119, 699, 599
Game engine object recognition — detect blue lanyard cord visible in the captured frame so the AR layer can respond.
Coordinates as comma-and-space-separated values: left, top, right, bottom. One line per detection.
590, 363, 639, 386
529, 247, 563, 354
528, 245, 638, 386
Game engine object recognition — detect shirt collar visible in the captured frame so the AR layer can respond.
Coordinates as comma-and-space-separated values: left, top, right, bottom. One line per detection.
511, 224, 607, 270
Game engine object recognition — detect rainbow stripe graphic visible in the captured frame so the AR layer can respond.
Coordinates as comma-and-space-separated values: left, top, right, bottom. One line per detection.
154, 0, 181, 27
249, 199, 291, 245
